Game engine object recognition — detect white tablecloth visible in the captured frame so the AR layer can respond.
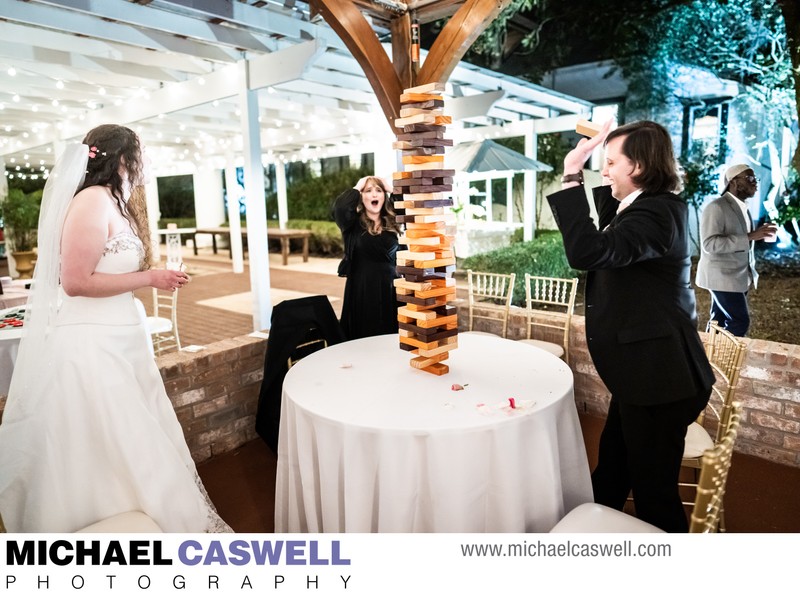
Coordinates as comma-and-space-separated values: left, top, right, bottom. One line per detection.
275, 333, 592, 533
0, 315, 24, 396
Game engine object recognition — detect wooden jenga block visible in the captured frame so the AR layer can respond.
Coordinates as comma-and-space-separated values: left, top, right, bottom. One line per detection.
396, 250, 436, 261
393, 171, 413, 179
417, 257, 456, 268
417, 339, 458, 358
396, 130, 445, 141
404, 228, 446, 238
397, 307, 438, 321
410, 353, 449, 369
399, 334, 437, 349
419, 362, 449, 375
392, 141, 414, 150
393, 177, 431, 187
402, 99, 445, 110
402, 123, 446, 133
576, 118, 603, 138
398, 235, 443, 246
400, 107, 444, 117
411, 169, 455, 178
416, 314, 458, 329
405, 207, 445, 215
407, 184, 453, 194
402, 155, 444, 165
408, 327, 459, 344
404, 161, 448, 172
404, 81, 446, 94
394, 278, 432, 291
397, 294, 442, 307
395, 114, 438, 127
406, 221, 445, 230
400, 92, 441, 103
410, 138, 453, 148
415, 285, 457, 299
401, 146, 446, 156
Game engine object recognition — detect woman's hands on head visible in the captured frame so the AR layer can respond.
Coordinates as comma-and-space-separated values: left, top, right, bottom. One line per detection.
354, 177, 369, 192
149, 269, 191, 292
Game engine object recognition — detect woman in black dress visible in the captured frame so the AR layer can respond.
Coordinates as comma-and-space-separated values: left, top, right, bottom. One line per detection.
333, 176, 400, 340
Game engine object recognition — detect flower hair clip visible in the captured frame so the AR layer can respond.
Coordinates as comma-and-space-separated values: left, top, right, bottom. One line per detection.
87, 145, 107, 159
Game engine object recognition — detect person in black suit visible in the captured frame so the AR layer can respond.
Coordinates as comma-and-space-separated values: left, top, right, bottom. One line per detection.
547, 120, 715, 532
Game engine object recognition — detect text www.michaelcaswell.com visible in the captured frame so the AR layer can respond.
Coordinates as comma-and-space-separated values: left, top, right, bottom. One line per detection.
460, 540, 672, 559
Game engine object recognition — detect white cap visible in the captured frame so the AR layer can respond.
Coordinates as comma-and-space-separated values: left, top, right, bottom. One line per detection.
723, 164, 752, 192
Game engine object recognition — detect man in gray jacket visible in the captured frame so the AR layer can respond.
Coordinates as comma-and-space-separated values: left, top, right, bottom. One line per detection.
695, 164, 777, 336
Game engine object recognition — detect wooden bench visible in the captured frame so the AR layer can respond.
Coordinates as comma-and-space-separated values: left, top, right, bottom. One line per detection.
193, 227, 312, 266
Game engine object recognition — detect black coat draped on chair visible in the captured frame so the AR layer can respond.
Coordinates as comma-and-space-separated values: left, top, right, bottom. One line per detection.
255, 295, 345, 453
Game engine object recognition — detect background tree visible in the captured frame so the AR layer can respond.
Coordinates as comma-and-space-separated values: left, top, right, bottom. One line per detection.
463, 0, 799, 168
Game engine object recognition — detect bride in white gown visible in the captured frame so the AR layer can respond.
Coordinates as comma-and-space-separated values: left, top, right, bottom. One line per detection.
0, 124, 230, 532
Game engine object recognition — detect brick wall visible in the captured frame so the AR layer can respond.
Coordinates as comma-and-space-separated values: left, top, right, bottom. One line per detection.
157, 334, 266, 463
2, 308, 797, 468
457, 301, 800, 468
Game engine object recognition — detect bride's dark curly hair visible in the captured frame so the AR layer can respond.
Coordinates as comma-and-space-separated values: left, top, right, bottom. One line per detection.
79, 124, 153, 269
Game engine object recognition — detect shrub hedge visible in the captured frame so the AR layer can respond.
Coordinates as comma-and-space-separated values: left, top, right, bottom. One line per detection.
460, 230, 581, 305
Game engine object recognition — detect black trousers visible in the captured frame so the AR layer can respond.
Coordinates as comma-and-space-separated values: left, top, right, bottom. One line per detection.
708, 289, 750, 337
591, 390, 710, 532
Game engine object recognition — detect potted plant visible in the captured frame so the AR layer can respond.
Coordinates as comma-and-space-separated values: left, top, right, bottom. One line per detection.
0, 188, 42, 279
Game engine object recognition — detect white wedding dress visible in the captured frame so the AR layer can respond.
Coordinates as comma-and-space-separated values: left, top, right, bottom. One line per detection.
0, 232, 230, 532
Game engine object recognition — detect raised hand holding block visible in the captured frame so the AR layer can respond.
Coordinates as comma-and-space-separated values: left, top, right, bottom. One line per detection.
576, 118, 603, 138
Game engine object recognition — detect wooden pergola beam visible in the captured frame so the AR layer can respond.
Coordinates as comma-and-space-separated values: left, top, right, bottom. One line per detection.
311, 0, 512, 133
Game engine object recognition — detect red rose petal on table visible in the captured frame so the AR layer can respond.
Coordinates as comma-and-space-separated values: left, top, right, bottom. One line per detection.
508, 397, 516, 409
451, 384, 464, 391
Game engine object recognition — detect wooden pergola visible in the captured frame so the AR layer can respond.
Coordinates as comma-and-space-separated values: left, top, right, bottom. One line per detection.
312, 0, 512, 132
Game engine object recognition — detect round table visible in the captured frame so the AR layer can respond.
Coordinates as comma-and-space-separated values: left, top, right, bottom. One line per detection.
0, 308, 25, 396
275, 333, 592, 533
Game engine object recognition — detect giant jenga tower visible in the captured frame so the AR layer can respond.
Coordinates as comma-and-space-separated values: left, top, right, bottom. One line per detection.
392, 82, 458, 375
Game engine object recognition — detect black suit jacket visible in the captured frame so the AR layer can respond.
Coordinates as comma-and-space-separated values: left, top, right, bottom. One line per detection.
547, 185, 714, 405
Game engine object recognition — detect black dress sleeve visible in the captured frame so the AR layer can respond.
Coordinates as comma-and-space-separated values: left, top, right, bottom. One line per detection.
332, 188, 361, 233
